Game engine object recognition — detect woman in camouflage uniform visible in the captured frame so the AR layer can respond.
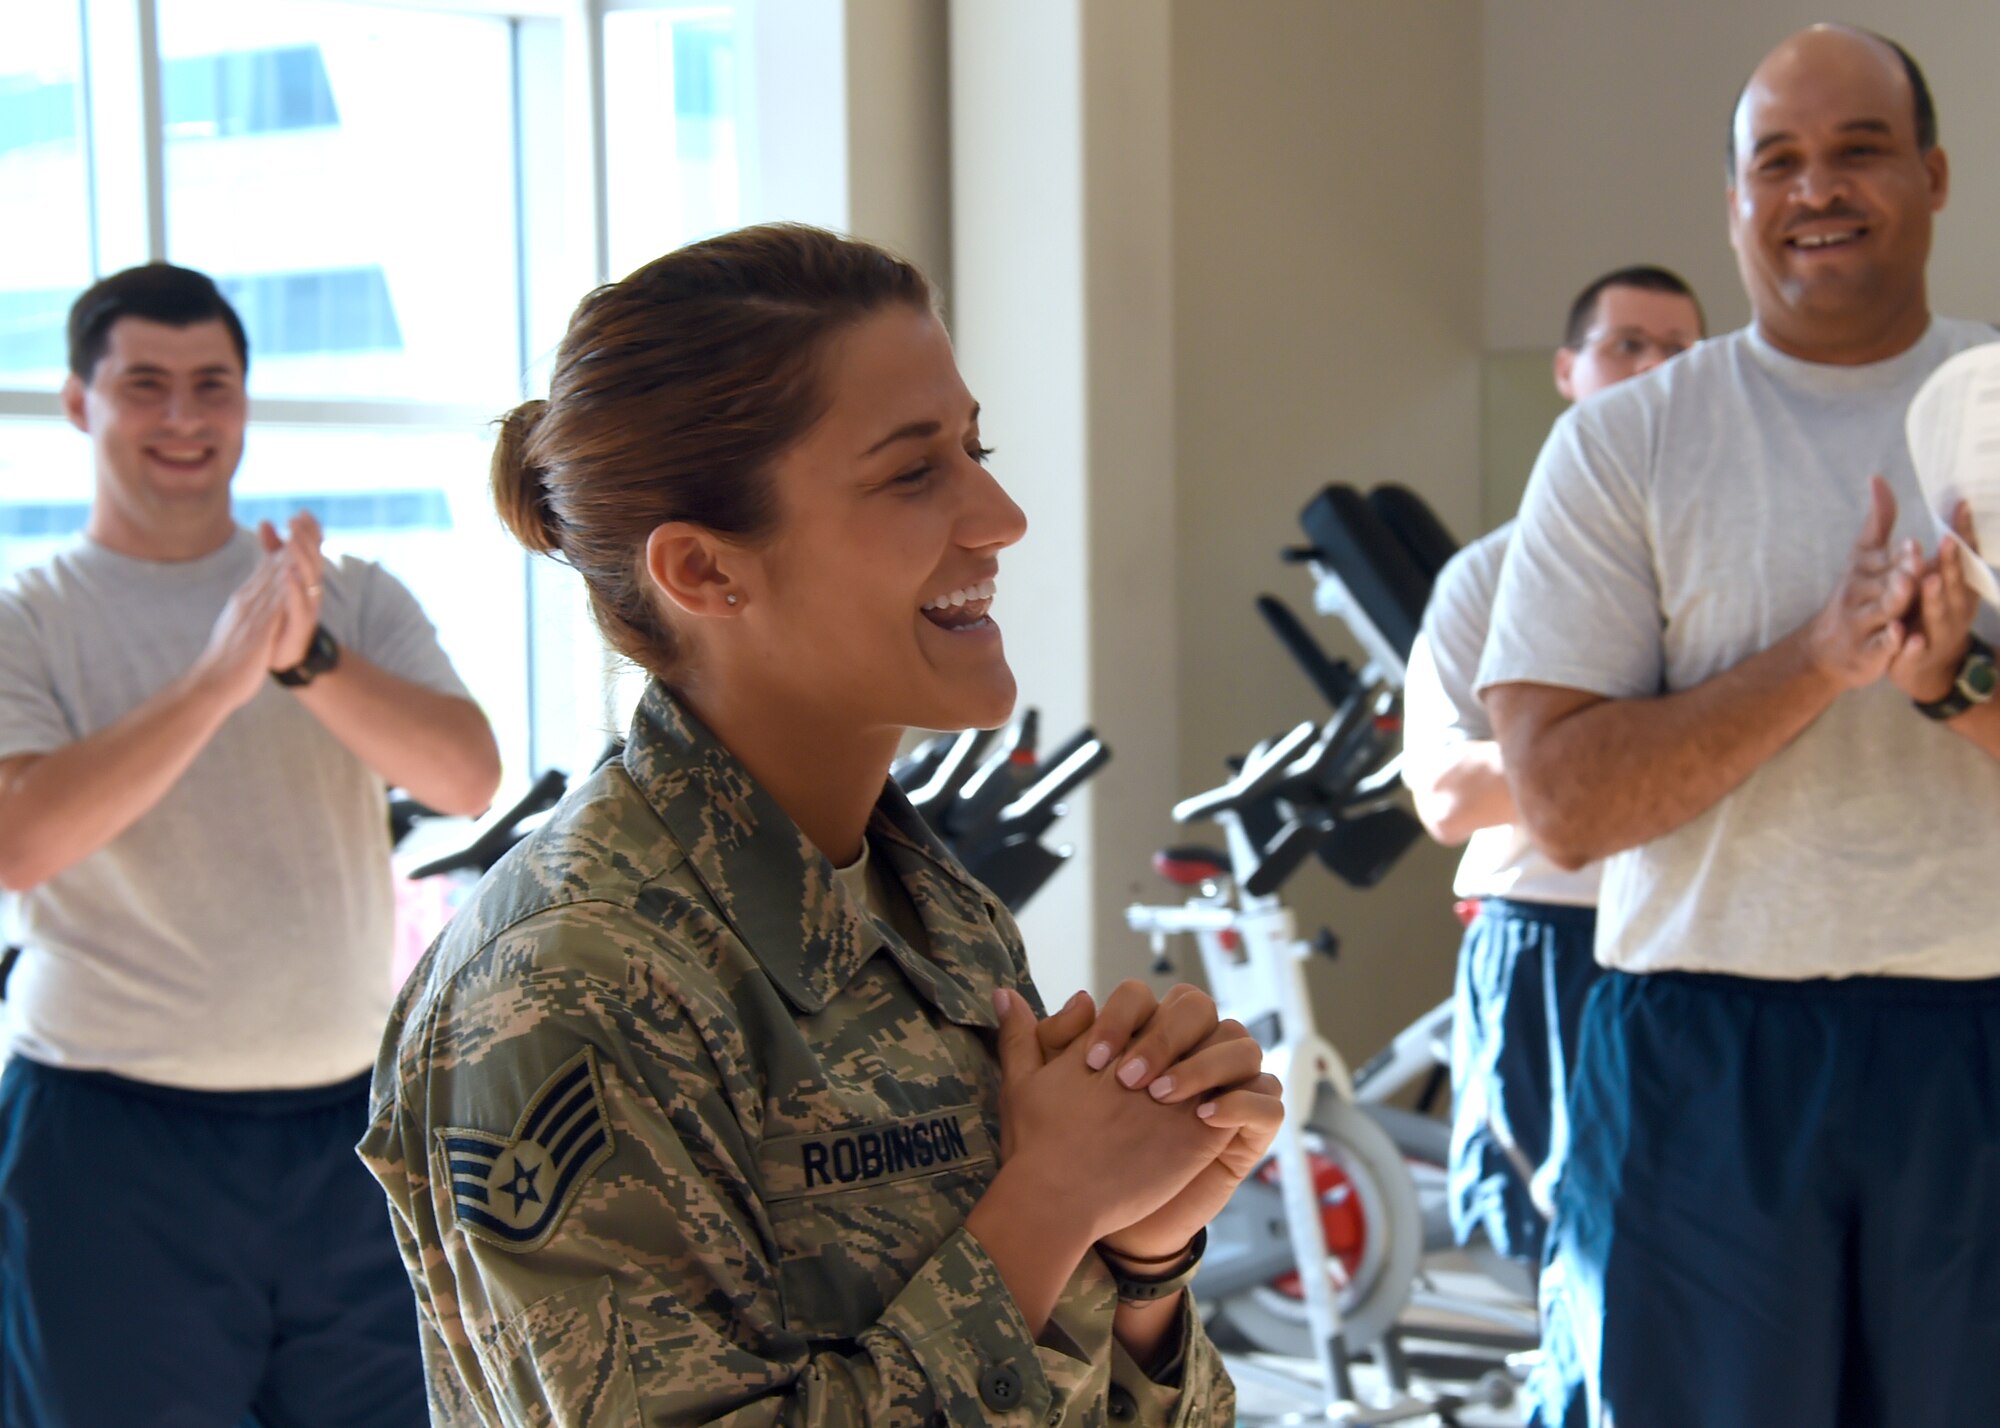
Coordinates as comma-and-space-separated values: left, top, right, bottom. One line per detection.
360, 224, 1281, 1427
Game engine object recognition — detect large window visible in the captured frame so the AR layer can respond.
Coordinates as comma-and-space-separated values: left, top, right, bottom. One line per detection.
0, 0, 753, 793
0, 9, 91, 391
605, 6, 740, 280
159, 0, 522, 401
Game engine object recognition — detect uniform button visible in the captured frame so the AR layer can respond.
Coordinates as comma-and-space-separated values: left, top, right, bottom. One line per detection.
979, 1363, 1024, 1411
1107, 1384, 1137, 1421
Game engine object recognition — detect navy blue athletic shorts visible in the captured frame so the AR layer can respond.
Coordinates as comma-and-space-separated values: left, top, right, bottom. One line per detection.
1447, 897, 1602, 1266
0, 1058, 425, 1427
1527, 968, 2000, 1428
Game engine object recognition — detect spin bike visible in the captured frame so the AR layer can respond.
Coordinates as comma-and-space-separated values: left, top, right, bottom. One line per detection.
1126, 484, 1535, 1422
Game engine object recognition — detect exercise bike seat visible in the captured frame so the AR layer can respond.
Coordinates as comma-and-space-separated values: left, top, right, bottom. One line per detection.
1296, 484, 1435, 663
1153, 846, 1231, 887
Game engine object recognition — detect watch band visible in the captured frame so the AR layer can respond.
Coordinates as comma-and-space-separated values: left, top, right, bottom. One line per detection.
1104, 1228, 1206, 1304
1914, 633, 1997, 722
273, 624, 341, 688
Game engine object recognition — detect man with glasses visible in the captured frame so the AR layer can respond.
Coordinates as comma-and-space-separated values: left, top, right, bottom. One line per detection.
1553, 268, 1707, 407
1403, 266, 1702, 1275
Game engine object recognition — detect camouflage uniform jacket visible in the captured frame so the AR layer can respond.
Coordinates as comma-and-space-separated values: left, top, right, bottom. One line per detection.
359, 682, 1234, 1426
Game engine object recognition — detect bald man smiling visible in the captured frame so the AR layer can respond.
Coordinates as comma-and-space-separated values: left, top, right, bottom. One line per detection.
1481, 27, 2000, 1428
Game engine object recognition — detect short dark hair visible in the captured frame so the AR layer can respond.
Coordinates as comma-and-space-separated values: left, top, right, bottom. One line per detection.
66, 263, 249, 382
1725, 29, 1937, 173
1562, 266, 1704, 350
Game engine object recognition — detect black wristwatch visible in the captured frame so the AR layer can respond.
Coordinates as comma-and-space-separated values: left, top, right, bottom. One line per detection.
1105, 1228, 1207, 1305
1913, 633, 1998, 721
273, 624, 341, 688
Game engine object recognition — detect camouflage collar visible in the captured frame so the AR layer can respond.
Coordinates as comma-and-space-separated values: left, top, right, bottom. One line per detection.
622, 682, 1004, 1028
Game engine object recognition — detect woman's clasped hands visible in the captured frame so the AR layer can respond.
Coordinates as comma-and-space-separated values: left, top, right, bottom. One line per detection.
990, 980, 1285, 1267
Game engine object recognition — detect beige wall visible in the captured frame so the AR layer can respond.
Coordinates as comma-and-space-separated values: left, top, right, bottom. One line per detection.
1481, 349, 1568, 528
1078, 4, 1184, 1001
1169, 2, 1482, 1056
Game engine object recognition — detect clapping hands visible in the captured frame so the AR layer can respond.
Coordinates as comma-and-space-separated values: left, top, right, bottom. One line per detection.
1888, 496, 1982, 703
196, 511, 326, 708
1811, 475, 1983, 700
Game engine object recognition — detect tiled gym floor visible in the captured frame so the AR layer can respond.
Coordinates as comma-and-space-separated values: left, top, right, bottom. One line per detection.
1224, 1348, 1524, 1426
1220, 1254, 1535, 1426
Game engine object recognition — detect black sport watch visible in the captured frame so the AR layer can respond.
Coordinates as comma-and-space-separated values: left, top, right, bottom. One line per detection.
273, 624, 341, 688
1914, 633, 1998, 722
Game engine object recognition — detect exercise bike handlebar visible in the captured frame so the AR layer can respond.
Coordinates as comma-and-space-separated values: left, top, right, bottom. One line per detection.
949, 708, 1039, 837
906, 726, 995, 817
1171, 719, 1320, 825
1173, 666, 1389, 826
1240, 814, 1332, 899
1166, 673, 1402, 896
1341, 752, 1406, 814
1276, 682, 1381, 802
407, 767, 568, 879
1237, 688, 1391, 896
991, 728, 1109, 844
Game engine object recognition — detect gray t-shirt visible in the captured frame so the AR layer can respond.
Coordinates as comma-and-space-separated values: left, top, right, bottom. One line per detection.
1404, 520, 1598, 906
1479, 318, 2000, 980
0, 528, 474, 1088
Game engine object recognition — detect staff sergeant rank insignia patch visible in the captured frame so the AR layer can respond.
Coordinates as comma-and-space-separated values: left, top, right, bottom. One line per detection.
438, 1047, 615, 1252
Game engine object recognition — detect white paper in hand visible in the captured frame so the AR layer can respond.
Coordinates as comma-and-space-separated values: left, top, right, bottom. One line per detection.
1907, 340, 2000, 607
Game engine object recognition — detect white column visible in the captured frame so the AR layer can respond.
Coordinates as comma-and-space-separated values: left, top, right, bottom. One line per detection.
948, 0, 1179, 1000
80, 0, 165, 272
843, 0, 951, 291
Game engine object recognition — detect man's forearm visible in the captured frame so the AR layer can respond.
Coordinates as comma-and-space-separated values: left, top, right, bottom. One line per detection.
291, 652, 501, 815
0, 669, 237, 891
1938, 695, 2000, 761
1492, 626, 1844, 869
1404, 739, 1518, 845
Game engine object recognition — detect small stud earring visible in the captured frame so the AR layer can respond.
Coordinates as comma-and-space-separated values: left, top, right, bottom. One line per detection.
725, 593, 739, 606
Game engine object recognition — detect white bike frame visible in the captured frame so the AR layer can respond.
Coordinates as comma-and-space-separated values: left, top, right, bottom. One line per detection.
1128, 804, 1362, 1413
